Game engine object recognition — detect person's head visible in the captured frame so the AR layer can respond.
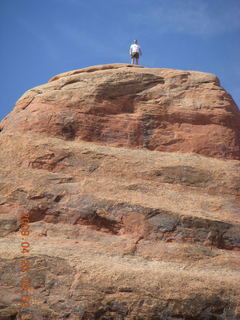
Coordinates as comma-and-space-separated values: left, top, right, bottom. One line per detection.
133, 40, 138, 44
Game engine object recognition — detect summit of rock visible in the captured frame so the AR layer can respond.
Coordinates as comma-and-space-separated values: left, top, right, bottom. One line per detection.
1, 63, 240, 159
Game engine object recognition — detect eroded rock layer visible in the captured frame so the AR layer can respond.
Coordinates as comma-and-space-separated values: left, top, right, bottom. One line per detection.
0, 64, 240, 319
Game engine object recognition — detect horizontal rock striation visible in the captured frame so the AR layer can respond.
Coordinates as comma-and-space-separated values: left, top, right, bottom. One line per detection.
0, 64, 240, 319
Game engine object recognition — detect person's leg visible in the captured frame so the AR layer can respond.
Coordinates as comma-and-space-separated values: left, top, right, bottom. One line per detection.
135, 53, 139, 65
131, 57, 134, 64
131, 53, 136, 64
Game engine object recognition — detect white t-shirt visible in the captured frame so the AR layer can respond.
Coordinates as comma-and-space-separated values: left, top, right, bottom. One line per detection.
130, 44, 141, 53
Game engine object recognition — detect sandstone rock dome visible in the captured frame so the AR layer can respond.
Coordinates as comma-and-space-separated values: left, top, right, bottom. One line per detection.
1, 63, 239, 159
0, 64, 240, 319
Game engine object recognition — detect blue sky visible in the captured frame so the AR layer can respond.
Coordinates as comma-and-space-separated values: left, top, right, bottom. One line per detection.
0, 0, 240, 120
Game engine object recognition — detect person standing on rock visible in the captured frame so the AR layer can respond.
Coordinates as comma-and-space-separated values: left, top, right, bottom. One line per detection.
129, 40, 142, 65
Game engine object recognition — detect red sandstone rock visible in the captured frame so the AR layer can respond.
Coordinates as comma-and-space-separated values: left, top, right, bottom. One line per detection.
1, 63, 239, 159
0, 64, 240, 319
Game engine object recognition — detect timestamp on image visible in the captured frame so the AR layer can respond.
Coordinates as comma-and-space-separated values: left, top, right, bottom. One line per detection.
19, 212, 31, 307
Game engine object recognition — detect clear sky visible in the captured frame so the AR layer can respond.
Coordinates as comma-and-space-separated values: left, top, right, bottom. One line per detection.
0, 0, 239, 121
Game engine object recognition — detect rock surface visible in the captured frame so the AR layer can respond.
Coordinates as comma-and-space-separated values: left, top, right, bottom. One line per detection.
1, 63, 240, 160
0, 64, 240, 319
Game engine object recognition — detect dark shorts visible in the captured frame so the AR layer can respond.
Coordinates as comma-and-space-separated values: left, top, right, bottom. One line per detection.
131, 52, 139, 59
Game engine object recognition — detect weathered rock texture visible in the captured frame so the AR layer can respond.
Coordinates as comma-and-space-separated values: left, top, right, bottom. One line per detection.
1, 63, 240, 160
0, 64, 240, 319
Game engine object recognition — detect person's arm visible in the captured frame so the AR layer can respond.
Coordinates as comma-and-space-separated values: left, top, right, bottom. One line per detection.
129, 45, 132, 55
139, 47, 142, 56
